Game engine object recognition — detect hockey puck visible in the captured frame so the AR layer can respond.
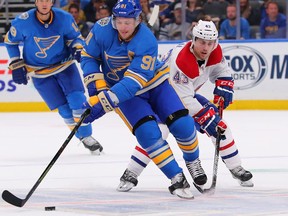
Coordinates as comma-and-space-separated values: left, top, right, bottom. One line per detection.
45, 206, 56, 211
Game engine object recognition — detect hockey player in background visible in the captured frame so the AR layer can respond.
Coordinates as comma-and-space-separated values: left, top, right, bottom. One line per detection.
117, 20, 254, 192
80, 0, 207, 199
4, 0, 103, 154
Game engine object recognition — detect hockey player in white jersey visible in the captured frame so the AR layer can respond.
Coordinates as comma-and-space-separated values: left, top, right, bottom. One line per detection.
117, 20, 253, 192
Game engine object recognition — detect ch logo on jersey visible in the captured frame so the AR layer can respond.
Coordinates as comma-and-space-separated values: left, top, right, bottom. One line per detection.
105, 52, 130, 81
34, 36, 60, 58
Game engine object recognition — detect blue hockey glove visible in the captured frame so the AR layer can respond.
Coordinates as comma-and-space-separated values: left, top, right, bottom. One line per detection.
194, 106, 227, 138
82, 90, 116, 123
213, 77, 234, 109
84, 73, 108, 96
72, 46, 82, 63
9, 59, 28, 85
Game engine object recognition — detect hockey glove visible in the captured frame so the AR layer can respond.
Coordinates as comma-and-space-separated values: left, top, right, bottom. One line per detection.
71, 45, 83, 63
9, 59, 28, 85
194, 106, 227, 138
84, 73, 108, 96
213, 77, 234, 109
82, 90, 116, 123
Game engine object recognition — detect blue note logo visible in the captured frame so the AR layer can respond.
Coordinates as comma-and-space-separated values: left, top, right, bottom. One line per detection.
223, 45, 268, 90
34, 36, 60, 58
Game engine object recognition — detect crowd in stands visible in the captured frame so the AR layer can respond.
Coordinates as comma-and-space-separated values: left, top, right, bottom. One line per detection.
0, 0, 287, 42
55, 0, 288, 40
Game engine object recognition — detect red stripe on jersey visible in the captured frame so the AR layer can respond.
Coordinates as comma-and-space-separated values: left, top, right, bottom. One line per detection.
175, 42, 223, 79
206, 45, 223, 66
135, 146, 149, 157
176, 41, 199, 79
219, 140, 235, 151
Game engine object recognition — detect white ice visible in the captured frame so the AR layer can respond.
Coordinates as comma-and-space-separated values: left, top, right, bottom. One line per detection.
0, 111, 288, 216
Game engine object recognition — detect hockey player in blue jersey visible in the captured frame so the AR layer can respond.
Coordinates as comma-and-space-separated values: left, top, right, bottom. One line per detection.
4, 0, 103, 154
81, 0, 207, 199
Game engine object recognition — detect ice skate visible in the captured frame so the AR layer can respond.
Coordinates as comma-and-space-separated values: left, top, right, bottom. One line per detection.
81, 136, 103, 155
186, 158, 207, 186
117, 169, 138, 192
169, 172, 194, 199
230, 166, 254, 187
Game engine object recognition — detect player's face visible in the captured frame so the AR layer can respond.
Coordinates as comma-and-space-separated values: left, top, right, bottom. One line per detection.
35, 0, 53, 15
115, 17, 138, 40
193, 38, 216, 60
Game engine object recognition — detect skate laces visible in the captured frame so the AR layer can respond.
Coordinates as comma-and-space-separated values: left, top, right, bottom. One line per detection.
186, 158, 205, 179
82, 136, 97, 146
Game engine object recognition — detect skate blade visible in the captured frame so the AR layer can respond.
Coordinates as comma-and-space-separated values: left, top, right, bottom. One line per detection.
239, 180, 254, 187
173, 188, 194, 199
90, 149, 102, 155
117, 182, 135, 192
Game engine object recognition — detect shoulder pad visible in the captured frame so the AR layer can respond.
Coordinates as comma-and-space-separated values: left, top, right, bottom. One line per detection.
176, 42, 199, 79
206, 45, 223, 66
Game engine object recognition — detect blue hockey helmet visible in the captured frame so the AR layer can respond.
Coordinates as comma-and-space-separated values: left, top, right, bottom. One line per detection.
112, 0, 142, 19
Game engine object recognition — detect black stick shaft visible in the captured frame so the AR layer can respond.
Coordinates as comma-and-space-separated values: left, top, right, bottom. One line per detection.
205, 102, 224, 193
2, 109, 90, 207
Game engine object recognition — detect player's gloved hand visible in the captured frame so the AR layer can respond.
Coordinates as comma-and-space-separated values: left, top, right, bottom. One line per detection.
84, 73, 108, 96
213, 77, 234, 109
71, 46, 82, 63
193, 106, 227, 137
8, 59, 28, 85
82, 90, 116, 123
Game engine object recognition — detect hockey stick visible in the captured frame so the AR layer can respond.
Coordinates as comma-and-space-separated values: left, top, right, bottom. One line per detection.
147, 5, 160, 28
2, 109, 91, 207
193, 100, 224, 194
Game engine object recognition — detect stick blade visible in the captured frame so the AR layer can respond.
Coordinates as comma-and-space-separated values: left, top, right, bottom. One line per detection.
193, 182, 204, 193
203, 188, 216, 195
2, 190, 25, 207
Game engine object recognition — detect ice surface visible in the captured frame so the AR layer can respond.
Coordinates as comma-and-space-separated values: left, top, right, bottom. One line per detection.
0, 111, 288, 215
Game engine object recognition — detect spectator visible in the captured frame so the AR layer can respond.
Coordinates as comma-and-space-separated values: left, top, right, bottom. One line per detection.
260, 0, 270, 19
260, 1, 286, 39
84, 0, 105, 23
155, 0, 178, 25
139, 0, 160, 38
69, 3, 90, 38
186, 0, 205, 23
203, 0, 228, 21
0, 34, 4, 43
96, 4, 112, 21
105, 0, 118, 12
62, 0, 86, 21
240, 0, 261, 26
219, 4, 250, 39
159, 3, 191, 40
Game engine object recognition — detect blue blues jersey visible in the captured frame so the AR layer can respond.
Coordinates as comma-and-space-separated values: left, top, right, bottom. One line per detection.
219, 17, 250, 39
5, 8, 84, 69
260, 13, 287, 39
81, 17, 162, 103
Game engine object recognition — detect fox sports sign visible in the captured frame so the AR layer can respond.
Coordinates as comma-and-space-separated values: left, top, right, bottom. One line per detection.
223, 45, 268, 90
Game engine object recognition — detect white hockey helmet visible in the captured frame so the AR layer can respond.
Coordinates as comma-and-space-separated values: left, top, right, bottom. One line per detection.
192, 20, 218, 42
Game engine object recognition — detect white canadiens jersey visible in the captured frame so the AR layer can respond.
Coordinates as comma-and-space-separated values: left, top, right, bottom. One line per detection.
168, 41, 231, 116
